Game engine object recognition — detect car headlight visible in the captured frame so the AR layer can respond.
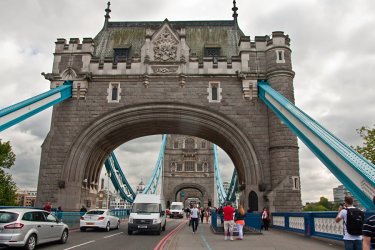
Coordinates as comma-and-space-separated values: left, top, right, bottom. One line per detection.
129, 217, 133, 223
153, 219, 160, 224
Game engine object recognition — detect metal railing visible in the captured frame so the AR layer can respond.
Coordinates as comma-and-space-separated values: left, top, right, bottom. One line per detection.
272, 211, 375, 241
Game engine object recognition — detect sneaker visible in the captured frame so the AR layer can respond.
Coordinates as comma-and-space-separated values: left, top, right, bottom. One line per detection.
230, 237, 234, 241
224, 236, 228, 240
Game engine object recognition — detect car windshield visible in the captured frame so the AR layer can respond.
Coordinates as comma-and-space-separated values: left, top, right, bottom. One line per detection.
86, 210, 104, 215
132, 203, 160, 213
171, 205, 182, 210
0, 212, 19, 223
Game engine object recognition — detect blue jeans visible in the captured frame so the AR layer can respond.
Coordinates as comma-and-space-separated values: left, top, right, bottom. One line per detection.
344, 240, 362, 250
191, 218, 199, 232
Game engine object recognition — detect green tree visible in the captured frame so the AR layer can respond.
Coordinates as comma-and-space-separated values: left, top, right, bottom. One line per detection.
0, 140, 16, 169
0, 140, 17, 205
0, 172, 18, 206
354, 125, 375, 164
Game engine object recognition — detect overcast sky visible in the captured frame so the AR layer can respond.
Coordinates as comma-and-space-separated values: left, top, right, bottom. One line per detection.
0, 0, 374, 205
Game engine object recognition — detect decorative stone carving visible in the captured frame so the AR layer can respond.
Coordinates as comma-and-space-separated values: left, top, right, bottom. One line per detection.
153, 29, 178, 62
151, 66, 179, 74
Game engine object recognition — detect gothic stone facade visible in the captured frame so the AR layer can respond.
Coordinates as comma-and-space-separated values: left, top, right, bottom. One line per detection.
163, 135, 215, 208
36, 16, 302, 212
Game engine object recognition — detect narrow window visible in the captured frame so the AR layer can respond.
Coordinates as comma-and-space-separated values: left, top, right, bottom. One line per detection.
212, 85, 218, 101
107, 82, 121, 103
278, 51, 283, 61
292, 176, 300, 190
112, 85, 118, 101
173, 140, 179, 149
201, 141, 206, 149
207, 81, 222, 103
276, 50, 285, 63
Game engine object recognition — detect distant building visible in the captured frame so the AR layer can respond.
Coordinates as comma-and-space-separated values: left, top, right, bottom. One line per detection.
136, 180, 145, 193
333, 185, 363, 209
110, 192, 132, 209
16, 190, 37, 207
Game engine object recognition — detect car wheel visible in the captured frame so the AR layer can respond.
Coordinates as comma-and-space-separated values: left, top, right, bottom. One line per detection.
128, 229, 132, 235
162, 221, 166, 231
80, 227, 86, 232
24, 234, 37, 250
105, 222, 110, 232
156, 225, 161, 235
116, 221, 120, 230
60, 229, 69, 244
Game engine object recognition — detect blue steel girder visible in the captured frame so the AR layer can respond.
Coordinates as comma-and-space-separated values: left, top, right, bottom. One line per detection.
258, 81, 375, 210
0, 81, 72, 132
226, 169, 238, 202
104, 156, 135, 203
143, 134, 167, 194
214, 145, 226, 204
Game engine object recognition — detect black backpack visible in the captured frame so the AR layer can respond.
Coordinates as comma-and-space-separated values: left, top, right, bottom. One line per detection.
345, 207, 364, 236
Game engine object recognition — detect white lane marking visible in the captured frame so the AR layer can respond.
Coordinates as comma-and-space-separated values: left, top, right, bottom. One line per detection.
103, 232, 123, 238
64, 240, 95, 250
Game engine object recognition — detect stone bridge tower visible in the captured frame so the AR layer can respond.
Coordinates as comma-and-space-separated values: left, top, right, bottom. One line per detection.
36, 2, 302, 212
163, 135, 215, 208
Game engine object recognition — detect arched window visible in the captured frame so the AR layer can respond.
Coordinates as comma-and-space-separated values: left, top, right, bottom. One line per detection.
185, 138, 195, 149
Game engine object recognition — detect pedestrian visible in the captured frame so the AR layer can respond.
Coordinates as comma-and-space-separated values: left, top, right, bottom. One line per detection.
261, 207, 270, 230
223, 202, 235, 241
80, 205, 87, 213
205, 207, 210, 224
362, 196, 375, 250
200, 207, 205, 223
185, 206, 191, 220
43, 202, 52, 212
335, 196, 363, 250
190, 204, 199, 234
235, 205, 245, 240
218, 206, 224, 224
57, 206, 63, 221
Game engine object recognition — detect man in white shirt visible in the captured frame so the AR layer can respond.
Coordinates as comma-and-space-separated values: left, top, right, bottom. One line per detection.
190, 204, 199, 234
335, 196, 362, 250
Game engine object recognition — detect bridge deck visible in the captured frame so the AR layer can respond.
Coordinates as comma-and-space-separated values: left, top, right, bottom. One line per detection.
164, 221, 344, 250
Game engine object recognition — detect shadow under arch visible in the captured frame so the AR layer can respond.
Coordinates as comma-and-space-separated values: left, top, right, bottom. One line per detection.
61, 102, 263, 208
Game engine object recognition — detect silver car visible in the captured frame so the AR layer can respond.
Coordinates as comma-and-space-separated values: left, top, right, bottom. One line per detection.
0, 208, 69, 250
80, 209, 120, 232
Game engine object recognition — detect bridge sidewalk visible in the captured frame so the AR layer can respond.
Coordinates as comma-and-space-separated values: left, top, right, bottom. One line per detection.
164, 221, 344, 250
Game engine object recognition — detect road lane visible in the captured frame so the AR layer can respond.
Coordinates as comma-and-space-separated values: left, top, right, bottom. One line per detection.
37, 218, 184, 250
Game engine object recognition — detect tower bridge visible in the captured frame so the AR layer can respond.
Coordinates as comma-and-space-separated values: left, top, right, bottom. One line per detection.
0, 1, 374, 214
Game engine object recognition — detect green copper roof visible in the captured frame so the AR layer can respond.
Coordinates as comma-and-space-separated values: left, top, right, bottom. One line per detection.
93, 20, 245, 60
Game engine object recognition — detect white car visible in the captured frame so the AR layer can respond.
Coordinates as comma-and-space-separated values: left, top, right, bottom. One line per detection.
0, 208, 69, 250
80, 209, 120, 232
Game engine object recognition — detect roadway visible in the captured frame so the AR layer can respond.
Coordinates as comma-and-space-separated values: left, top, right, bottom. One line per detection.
37, 219, 184, 250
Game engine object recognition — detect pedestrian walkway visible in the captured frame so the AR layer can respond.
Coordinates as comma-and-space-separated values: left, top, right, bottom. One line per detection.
164, 221, 344, 250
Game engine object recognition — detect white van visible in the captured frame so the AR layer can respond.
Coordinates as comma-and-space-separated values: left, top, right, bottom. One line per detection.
127, 194, 167, 235
169, 202, 184, 218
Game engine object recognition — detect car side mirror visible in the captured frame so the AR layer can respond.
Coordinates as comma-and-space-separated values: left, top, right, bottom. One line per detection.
161, 211, 165, 216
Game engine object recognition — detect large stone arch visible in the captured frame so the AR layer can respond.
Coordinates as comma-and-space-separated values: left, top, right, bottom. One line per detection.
54, 102, 262, 210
